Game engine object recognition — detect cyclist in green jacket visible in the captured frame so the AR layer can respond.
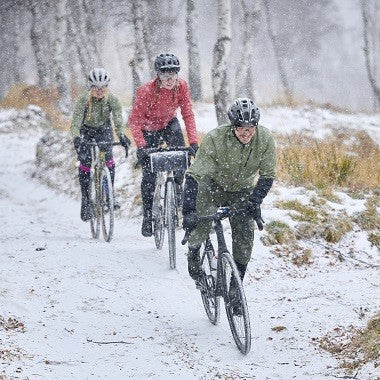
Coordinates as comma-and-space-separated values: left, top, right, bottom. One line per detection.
71, 68, 131, 221
182, 98, 276, 287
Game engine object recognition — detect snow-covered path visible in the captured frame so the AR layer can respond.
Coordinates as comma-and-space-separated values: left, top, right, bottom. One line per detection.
1, 127, 378, 379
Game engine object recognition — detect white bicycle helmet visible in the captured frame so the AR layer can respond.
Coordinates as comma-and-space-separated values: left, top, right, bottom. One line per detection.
88, 68, 110, 88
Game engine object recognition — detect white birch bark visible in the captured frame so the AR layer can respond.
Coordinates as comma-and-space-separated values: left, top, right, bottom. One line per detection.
130, 0, 148, 93
235, 0, 260, 99
212, 0, 232, 124
186, 0, 202, 101
53, 0, 71, 115
67, 0, 98, 77
262, 0, 292, 104
361, 0, 380, 109
142, 0, 155, 77
29, 0, 50, 88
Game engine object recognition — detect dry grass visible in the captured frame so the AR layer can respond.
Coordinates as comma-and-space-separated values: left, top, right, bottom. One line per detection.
318, 313, 380, 375
275, 200, 319, 223
354, 196, 380, 231
276, 130, 380, 191
0, 83, 80, 130
261, 220, 295, 245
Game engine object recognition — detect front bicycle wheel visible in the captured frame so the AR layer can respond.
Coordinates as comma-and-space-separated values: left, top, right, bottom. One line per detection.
152, 179, 164, 250
89, 172, 100, 239
165, 181, 176, 269
199, 239, 220, 325
100, 167, 114, 242
220, 252, 251, 354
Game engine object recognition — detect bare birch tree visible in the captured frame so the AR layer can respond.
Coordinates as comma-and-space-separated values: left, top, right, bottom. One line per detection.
130, 0, 149, 93
141, 1, 156, 77
67, 0, 98, 77
186, 0, 202, 101
29, 0, 50, 88
361, 0, 380, 109
262, 0, 292, 104
212, 0, 232, 124
53, 0, 71, 115
235, 0, 260, 99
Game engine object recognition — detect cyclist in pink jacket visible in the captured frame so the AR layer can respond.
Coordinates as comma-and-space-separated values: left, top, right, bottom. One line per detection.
129, 53, 199, 237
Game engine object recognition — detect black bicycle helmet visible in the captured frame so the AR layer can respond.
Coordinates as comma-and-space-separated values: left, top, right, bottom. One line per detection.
227, 98, 260, 127
154, 53, 180, 73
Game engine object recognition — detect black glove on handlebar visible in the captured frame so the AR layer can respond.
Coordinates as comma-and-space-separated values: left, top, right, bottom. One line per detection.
189, 143, 199, 156
247, 202, 264, 231
119, 134, 131, 158
73, 136, 82, 156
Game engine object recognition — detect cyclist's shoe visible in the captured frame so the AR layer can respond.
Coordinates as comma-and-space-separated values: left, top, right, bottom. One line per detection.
80, 197, 94, 222
187, 248, 202, 282
228, 283, 243, 316
141, 211, 153, 237
113, 196, 120, 210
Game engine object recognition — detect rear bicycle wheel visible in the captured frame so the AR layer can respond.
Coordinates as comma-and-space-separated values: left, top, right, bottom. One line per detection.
100, 167, 114, 242
89, 172, 100, 239
199, 239, 220, 325
220, 252, 251, 354
152, 180, 164, 250
165, 181, 176, 269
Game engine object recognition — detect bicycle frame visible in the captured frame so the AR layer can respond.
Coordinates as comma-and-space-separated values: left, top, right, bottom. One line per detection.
148, 145, 192, 269
83, 140, 121, 242
185, 207, 251, 354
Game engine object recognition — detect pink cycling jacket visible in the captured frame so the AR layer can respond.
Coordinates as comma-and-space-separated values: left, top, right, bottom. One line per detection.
128, 77, 198, 148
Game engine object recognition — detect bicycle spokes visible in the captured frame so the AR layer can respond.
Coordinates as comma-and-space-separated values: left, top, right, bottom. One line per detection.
221, 253, 251, 354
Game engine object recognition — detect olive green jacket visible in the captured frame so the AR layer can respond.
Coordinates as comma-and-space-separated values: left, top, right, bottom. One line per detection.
187, 124, 276, 192
70, 92, 124, 138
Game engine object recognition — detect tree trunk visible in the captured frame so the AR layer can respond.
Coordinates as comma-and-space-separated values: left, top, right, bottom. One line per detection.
262, 0, 293, 104
29, 0, 50, 88
53, 0, 71, 115
141, 0, 155, 77
67, 0, 98, 78
361, 0, 380, 109
235, 0, 260, 100
212, 0, 232, 125
130, 0, 148, 93
82, 0, 102, 65
186, 0, 202, 101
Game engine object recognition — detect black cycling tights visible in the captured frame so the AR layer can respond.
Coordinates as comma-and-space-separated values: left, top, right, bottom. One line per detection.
141, 117, 185, 215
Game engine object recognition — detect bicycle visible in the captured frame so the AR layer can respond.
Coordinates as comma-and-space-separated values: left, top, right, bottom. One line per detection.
182, 207, 251, 354
84, 140, 122, 243
146, 146, 191, 269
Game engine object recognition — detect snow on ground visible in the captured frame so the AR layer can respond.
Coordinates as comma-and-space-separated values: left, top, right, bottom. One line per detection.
0, 106, 379, 379
188, 103, 380, 142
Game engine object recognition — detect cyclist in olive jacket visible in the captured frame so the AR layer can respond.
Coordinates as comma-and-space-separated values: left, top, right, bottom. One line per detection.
182, 98, 276, 288
71, 68, 130, 222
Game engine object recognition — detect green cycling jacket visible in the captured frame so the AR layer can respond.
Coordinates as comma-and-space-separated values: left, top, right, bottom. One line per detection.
187, 124, 276, 192
70, 91, 124, 138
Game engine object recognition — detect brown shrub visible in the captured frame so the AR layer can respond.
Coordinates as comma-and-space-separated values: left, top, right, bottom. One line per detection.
276, 130, 380, 191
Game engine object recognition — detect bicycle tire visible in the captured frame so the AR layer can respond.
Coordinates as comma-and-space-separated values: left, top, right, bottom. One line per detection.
166, 181, 176, 269
200, 239, 220, 325
100, 167, 114, 242
220, 252, 251, 354
152, 180, 164, 250
89, 171, 100, 239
